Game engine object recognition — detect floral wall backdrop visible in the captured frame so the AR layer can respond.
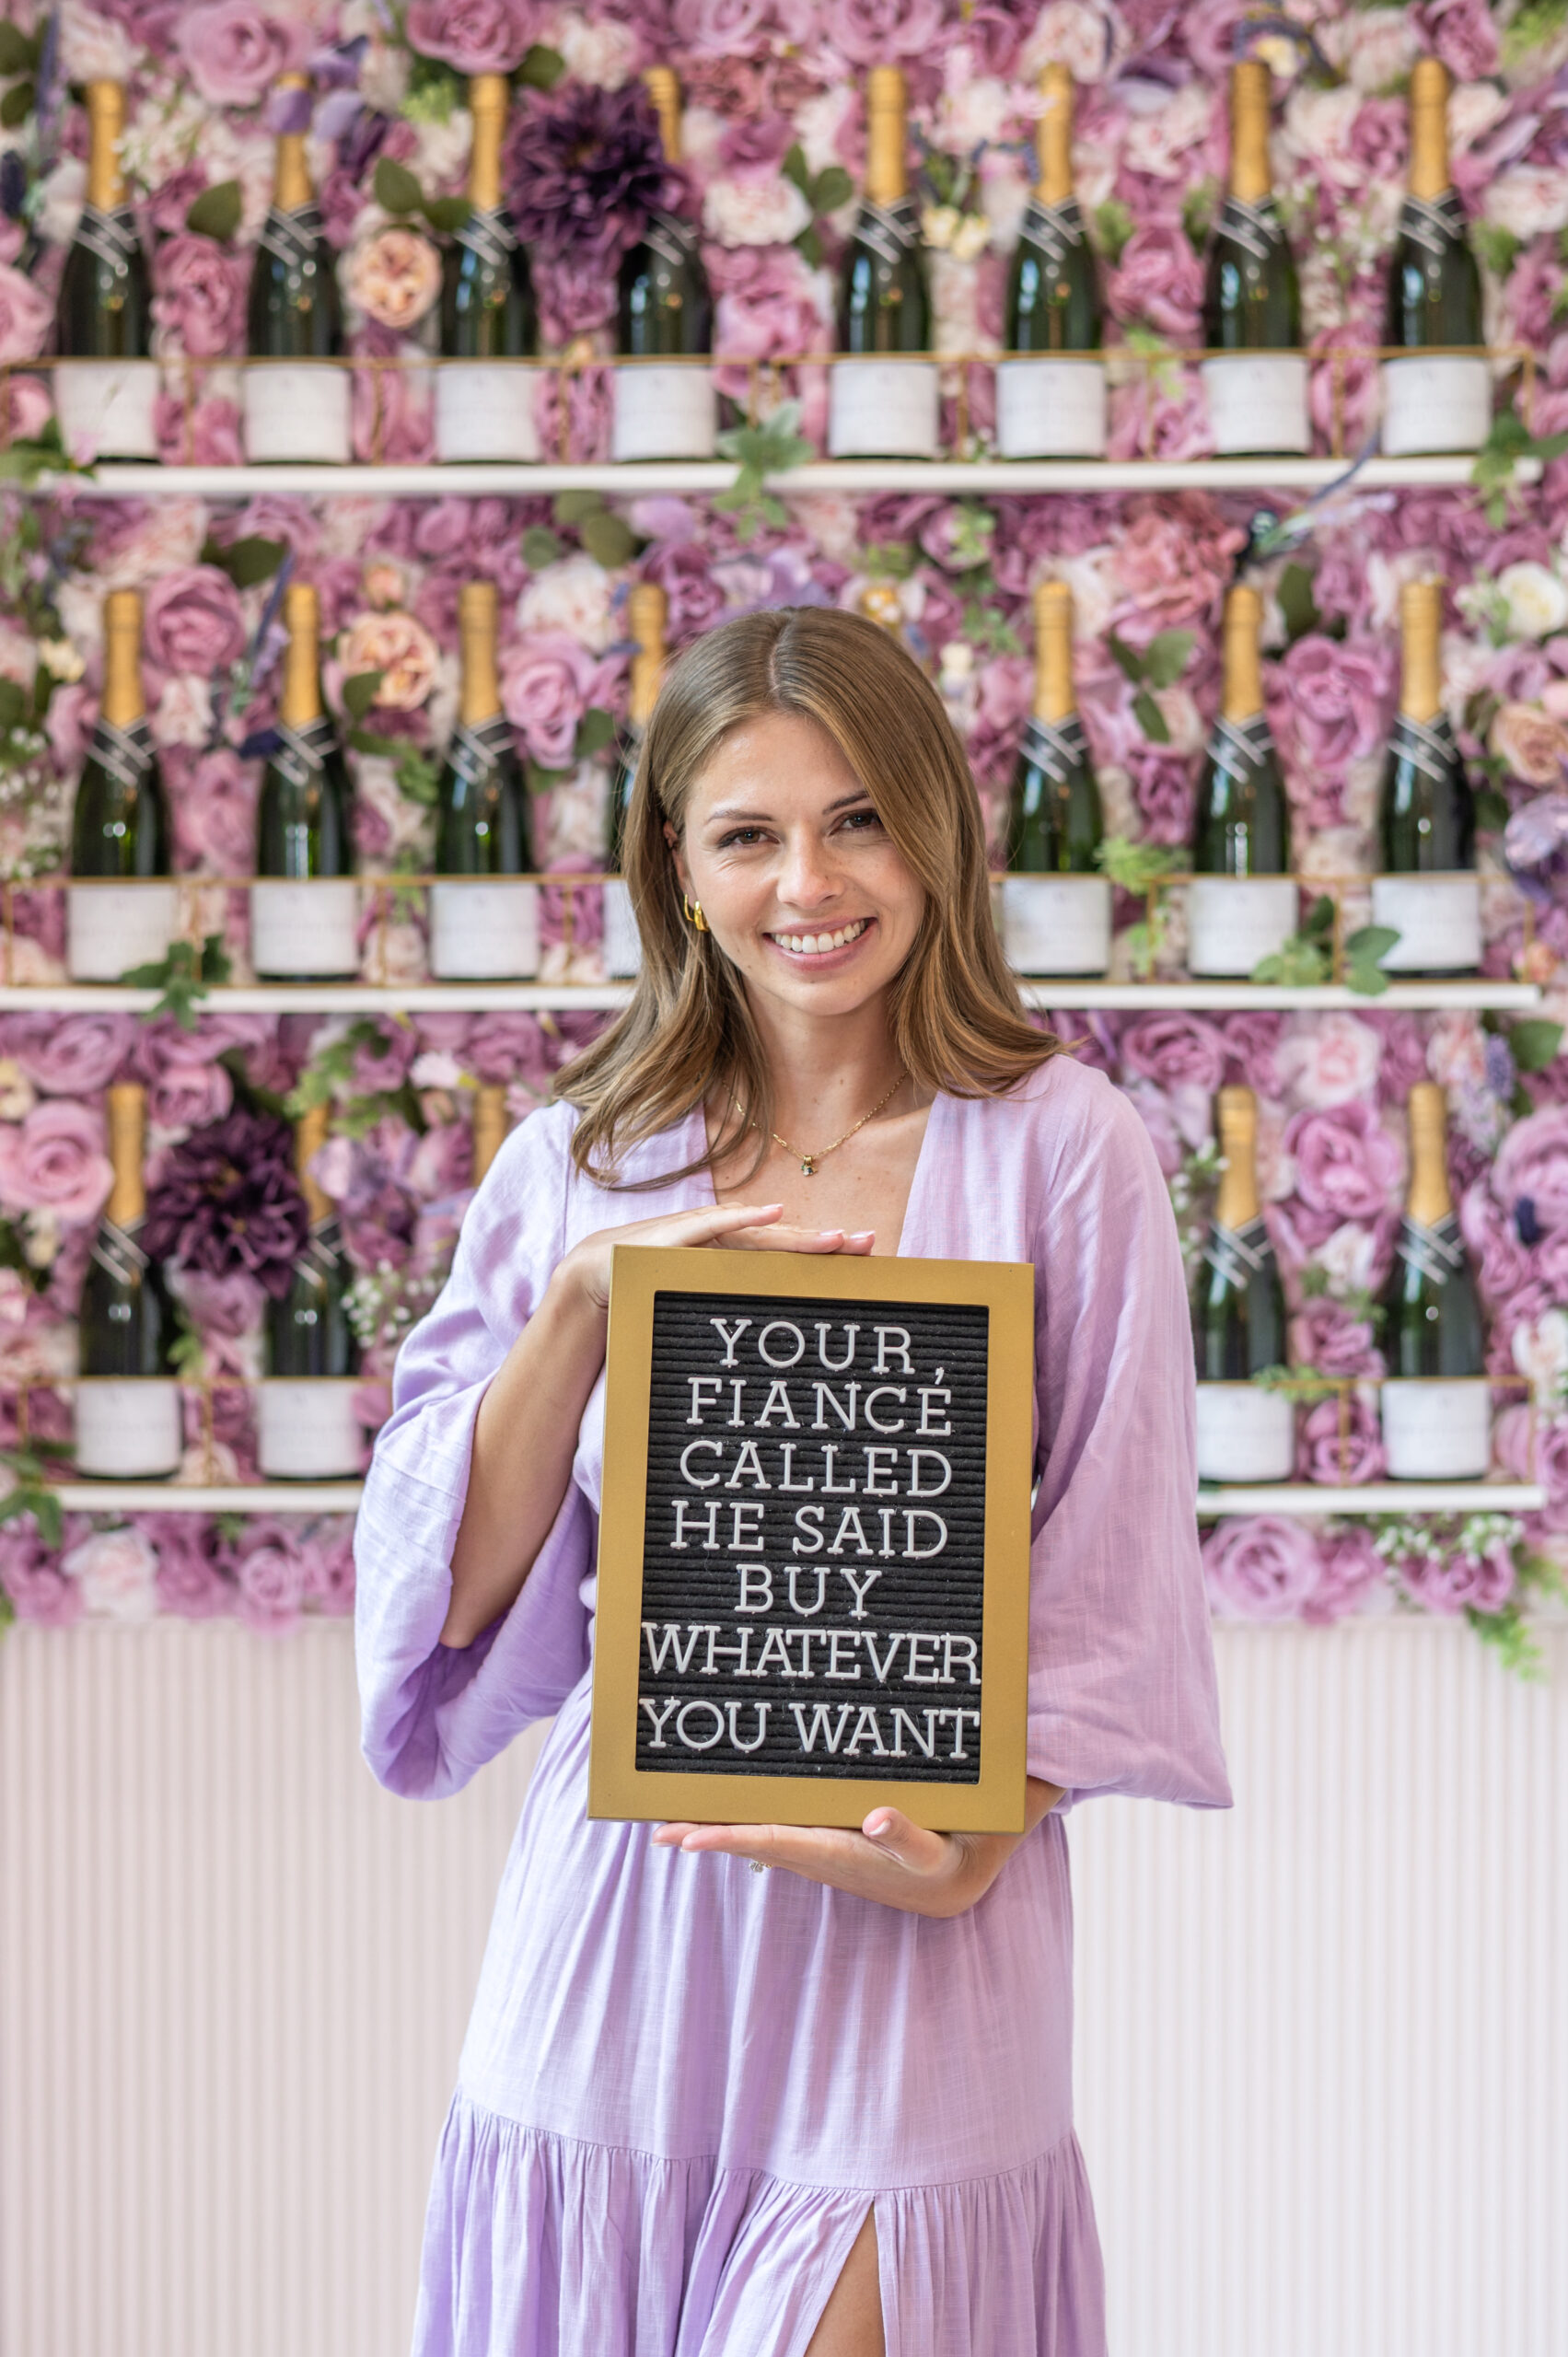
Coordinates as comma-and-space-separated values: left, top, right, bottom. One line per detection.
2, 1, 1568, 1661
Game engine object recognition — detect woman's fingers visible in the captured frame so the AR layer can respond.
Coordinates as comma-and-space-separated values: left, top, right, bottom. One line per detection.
863, 1807, 951, 1877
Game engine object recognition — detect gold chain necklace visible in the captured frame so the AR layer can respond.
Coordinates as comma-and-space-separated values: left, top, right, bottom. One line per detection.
762, 1070, 908, 1178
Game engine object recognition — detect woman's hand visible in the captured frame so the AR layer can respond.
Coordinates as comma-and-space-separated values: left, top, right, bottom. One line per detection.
554, 1199, 875, 1320
651, 1778, 1066, 1919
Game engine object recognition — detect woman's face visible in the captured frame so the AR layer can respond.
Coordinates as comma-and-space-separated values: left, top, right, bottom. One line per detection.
671, 709, 926, 1027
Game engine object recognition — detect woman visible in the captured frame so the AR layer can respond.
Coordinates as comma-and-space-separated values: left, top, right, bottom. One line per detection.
355, 606, 1232, 2356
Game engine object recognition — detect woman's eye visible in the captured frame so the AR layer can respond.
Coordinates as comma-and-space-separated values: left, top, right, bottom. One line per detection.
841, 808, 884, 832
716, 828, 767, 848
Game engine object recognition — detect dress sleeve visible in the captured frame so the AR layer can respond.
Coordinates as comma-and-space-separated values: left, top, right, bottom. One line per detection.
353, 1102, 594, 1800
1026, 1078, 1233, 1815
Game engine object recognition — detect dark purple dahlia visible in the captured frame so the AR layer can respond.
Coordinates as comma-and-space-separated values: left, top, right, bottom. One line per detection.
505, 82, 686, 270
144, 1111, 309, 1300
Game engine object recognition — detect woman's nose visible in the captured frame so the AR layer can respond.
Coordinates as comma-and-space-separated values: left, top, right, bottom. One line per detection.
776, 830, 842, 909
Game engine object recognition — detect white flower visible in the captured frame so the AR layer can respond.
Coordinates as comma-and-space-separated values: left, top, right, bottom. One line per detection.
58, 0, 134, 81
1498, 562, 1568, 641
1149, 683, 1204, 757
34, 155, 86, 250
353, 755, 429, 858
979, 152, 1030, 254
152, 674, 215, 749
1447, 82, 1512, 157
1044, 547, 1116, 642
1281, 86, 1363, 192
553, 8, 638, 89
922, 203, 960, 250
319, 496, 398, 559
0, 621, 33, 689
936, 69, 1011, 154
703, 175, 813, 250
1427, 1009, 1489, 1095
794, 87, 856, 182
1278, 1011, 1382, 1109
543, 763, 609, 866
1483, 167, 1568, 243
199, 120, 277, 244
786, 493, 861, 565
410, 1050, 465, 1090
1298, 825, 1371, 887
1318, 1221, 1379, 1297
939, 640, 975, 681
676, 106, 726, 179
1124, 81, 1214, 181
1019, 0, 1122, 86
362, 919, 426, 986
410, 106, 472, 191
950, 214, 991, 263
36, 638, 84, 684
932, 249, 982, 353
1330, 6, 1420, 93
1342, 754, 1384, 832
119, 79, 207, 194
64, 1527, 159, 1623
517, 551, 616, 650
1513, 1309, 1568, 1409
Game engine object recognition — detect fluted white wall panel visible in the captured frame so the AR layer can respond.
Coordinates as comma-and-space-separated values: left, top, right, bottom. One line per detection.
1, 1618, 1563, 2357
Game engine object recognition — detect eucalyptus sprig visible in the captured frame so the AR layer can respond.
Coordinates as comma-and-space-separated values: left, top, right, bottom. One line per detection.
122, 934, 234, 1030
713, 399, 815, 540
0, 1446, 64, 1549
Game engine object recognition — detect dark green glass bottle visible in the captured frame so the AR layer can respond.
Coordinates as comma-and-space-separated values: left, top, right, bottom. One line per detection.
442, 74, 536, 361
1379, 579, 1475, 876
616, 67, 712, 360
1387, 58, 1482, 353
56, 81, 151, 363
252, 580, 358, 981
839, 65, 931, 359
1006, 64, 1101, 354
1202, 59, 1299, 355
1191, 586, 1291, 878
1383, 1084, 1484, 1382
71, 589, 171, 888
265, 1111, 357, 1384
246, 79, 342, 368
1195, 1087, 1288, 1382
434, 582, 530, 879
1005, 582, 1102, 873
76, 1083, 182, 1480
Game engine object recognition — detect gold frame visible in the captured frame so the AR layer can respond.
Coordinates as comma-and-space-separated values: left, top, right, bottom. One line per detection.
589, 1246, 1035, 1833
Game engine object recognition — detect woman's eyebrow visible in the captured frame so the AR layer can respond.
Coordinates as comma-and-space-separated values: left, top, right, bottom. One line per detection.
703, 790, 872, 826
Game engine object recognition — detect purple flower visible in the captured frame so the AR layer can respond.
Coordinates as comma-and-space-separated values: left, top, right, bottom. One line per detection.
1284, 1102, 1403, 1225
500, 632, 623, 769
1202, 1515, 1321, 1620
152, 235, 248, 361
1494, 1108, 1568, 1236
142, 565, 247, 677
1107, 219, 1206, 343
0, 261, 52, 366
0, 1014, 134, 1097
1295, 1387, 1385, 1487
1290, 1299, 1381, 1380
0, 1517, 85, 1629
1119, 1011, 1226, 1095
233, 1519, 308, 1634
299, 1519, 355, 1615
822, 0, 950, 65
143, 1111, 309, 1298
1274, 633, 1392, 787
1305, 1527, 1389, 1626
505, 82, 681, 270
405, 0, 544, 72
144, 1515, 237, 1619
1393, 1537, 1516, 1618
176, 0, 308, 108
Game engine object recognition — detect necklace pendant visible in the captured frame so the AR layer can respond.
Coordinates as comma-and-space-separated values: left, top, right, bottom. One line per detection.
801, 1156, 816, 1177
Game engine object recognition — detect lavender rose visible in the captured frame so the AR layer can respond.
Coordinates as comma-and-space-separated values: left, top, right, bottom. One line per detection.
142, 566, 247, 677
1119, 1011, 1226, 1095
151, 235, 248, 360
0, 1521, 85, 1630
406, 0, 542, 72
148, 1059, 233, 1135
1284, 1101, 1402, 1224
1295, 1387, 1385, 1486
0, 1013, 134, 1096
1202, 1515, 1321, 1620
1107, 219, 1205, 343
825, 0, 949, 64
144, 1514, 236, 1619
500, 632, 621, 769
176, 0, 308, 107
1393, 1537, 1516, 1618
0, 1102, 112, 1224
1493, 1106, 1568, 1235
233, 1523, 308, 1634
1304, 1526, 1388, 1626
0, 261, 52, 365
1275, 633, 1390, 783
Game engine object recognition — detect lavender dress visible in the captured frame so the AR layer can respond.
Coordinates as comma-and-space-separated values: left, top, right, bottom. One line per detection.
354, 1056, 1233, 2357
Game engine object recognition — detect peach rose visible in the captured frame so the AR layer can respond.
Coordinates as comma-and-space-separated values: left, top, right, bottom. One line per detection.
338, 610, 439, 710
346, 228, 442, 331
1492, 701, 1568, 788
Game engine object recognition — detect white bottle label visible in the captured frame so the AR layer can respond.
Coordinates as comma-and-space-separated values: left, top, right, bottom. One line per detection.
1186, 876, 1298, 977
52, 360, 161, 462
74, 1378, 183, 1480
1200, 354, 1310, 456
242, 364, 352, 465
611, 366, 716, 462
993, 358, 1108, 459
1195, 1382, 1296, 1484
250, 879, 359, 978
828, 359, 941, 459
66, 884, 179, 981
1379, 355, 1492, 458
601, 877, 642, 978
256, 1379, 363, 1480
1370, 873, 1481, 973
1001, 875, 1111, 975
435, 363, 541, 463
1380, 1377, 1491, 1480
427, 879, 540, 980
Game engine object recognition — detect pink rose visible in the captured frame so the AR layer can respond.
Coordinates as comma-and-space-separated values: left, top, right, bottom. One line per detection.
0, 1102, 112, 1224
1491, 702, 1568, 788
1219, 1012, 1282, 1097
714, 246, 829, 367
405, 0, 542, 72
299, 1519, 356, 1614
338, 610, 439, 710
142, 565, 246, 676
172, 749, 257, 877
0, 1520, 85, 1629
1119, 1012, 1226, 1094
1106, 496, 1246, 644
352, 356, 436, 465
1427, 0, 1500, 80
1290, 1298, 1380, 1378
1284, 1102, 1403, 1224
4, 372, 52, 445
1304, 1526, 1388, 1626
1392, 1537, 1516, 1617
1202, 1515, 1321, 1620
0, 262, 52, 366
1107, 220, 1206, 343
347, 229, 443, 331
233, 1521, 308, 1634
1274, 633, 1391, 784
1295, 1387, 1385, 1486
500, 631, 621, 769
176, 0, 307, 106
149, 1059, 234, 1134
63, 1526, 160, 1622
0, 1013, 134, 1096
460, 1013, 553, 1089
145, 1515, 236, 1619
152, 234, 248, 360
823, 0, 948, 64
673, 0, 775, 54
1493, 1106, 1568, 1234
1277, 1011, 1382, 1110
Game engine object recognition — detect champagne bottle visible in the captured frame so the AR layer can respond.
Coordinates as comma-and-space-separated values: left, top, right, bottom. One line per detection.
436, 74, 540, 463
610, 69, 715, 462
471, 1084, 510, 1186
75, 1083, 182, 1480
1372, 577, 1479, 973
1193, 1085, 1294, 1484
53, 81, 158, 461
1380, 1082, 1489, 1480
997, 66, 1106, 458
257, 1105, 362, 1480
251, 582, 359, 981
1201, 59, 1307, 456
428, 580, 538, 981
829, 66, 937, 459
1189, 584, 1296, 977
1382, 57, 1490, 455
1000, 583, 1109, 976
603, 582, 667, 980
68, 589, 177, 982
244, 74, 348, 463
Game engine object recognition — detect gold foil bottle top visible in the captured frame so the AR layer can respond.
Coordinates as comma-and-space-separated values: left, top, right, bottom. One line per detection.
1219, 583, 1264, 723
1035, 64, 1074, 206
865, 66, 909, 206
471, 1084, 509, 1183
1214, 1084, 1261, 1229
458, 579, 501, 726
626, 581, 668, 730
1400, 576, 1445, 726
295, 1103, 331, 1226
1408, 55, 1450, 204
1031, 580, 1074, 725
106, 1082, 147, 1228
1228, 58, 1272, 205
273, 72, 313, 212
86, 82, 127, 212
279, 581, 322, 729
643, 65, 682, 165
100, 588, 145, 728
1406, 1080, 1452, 1225
468, 74, 507, 210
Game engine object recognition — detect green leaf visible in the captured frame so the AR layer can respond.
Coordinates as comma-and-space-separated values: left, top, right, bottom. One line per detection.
0, 678, 23, 734
811, 165, 854, 216
121, 935, 230, 1028
395, 745, 440, 805
347, 726, 409, 760
521, 527, 565, 569
1344, 960, 1391, 997
1090, 197, 1134, 263
1475, 785, 1510, 832
202, 533, 286, 588
1303, 895, 1336, 941
575, 706, 616, 761
794, 223, 823, 270
342, 669, 387, 723
1510, 1017, 1564, 1073
1277, 560, 1320, 644
526, 759, 568, 795
1142, 629, 1194, 691
781, 141, 811, 195
580, 509, 635, 568
185, 179, 242, 241
0, 78, 34, 129
1471, 221, 1522, 280
1344, 922, 1400, 965
517, 43, 565, 88
0, 22, 38, 71
1132, 686, 1168, 743
552, 488, 606, 526
1094, 834, 1183, 896
1105, 629, 1146, 685
373, 157, 424, 216
424, 194, 474, 235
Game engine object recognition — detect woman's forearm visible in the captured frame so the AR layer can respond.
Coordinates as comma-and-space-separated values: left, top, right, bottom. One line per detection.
438, 1274, 607, 1648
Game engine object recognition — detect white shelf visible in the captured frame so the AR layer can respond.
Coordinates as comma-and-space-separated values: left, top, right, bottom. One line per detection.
0, 979, 1539, 1016
28, 455, 1518, 501
48, 1482, 365, 1513
1198, 1482, 1545, 1516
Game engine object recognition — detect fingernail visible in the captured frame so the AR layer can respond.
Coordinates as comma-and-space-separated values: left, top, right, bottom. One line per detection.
849, 1230, 875, 1243
866, 1812, 895, 1840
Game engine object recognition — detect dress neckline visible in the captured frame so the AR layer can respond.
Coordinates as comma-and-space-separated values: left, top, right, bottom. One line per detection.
688, 1087, 947, 1260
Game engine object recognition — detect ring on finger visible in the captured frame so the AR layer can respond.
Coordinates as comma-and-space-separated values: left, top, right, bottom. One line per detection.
748, 1858, 770, 1875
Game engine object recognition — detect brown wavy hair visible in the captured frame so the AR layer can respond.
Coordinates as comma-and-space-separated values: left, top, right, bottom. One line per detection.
558, 604, 1059, 1183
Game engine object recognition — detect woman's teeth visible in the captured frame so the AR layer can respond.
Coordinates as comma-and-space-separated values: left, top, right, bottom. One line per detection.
772, 919, 870, 956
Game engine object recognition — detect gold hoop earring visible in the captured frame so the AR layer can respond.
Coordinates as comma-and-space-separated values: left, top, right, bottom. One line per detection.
682, 895, 710, 934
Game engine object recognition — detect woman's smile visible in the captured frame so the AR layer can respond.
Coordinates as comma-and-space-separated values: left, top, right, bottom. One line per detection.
764, 915, 877, 968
